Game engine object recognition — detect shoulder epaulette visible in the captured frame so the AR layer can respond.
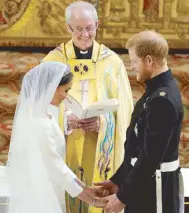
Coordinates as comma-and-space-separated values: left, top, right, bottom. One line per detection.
159, 91, 166, 96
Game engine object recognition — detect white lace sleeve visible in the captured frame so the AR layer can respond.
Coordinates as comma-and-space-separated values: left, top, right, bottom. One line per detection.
40, 122, 83, 198
64, 110, 73, 135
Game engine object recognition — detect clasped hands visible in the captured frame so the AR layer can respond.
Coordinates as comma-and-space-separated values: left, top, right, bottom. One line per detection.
68, 114, 100, 132
87, 180, 125, 213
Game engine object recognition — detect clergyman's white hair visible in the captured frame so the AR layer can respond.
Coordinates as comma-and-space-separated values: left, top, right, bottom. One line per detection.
65, 1, 98, 23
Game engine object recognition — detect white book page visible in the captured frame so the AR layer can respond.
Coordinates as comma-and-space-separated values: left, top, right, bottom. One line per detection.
64, 95, 119, 119
82, 99, 119, 119
64, 95, 83, 119
87, 99, 119, 109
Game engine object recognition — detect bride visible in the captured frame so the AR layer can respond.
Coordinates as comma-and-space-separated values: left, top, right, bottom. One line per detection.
6, 61, 106, 213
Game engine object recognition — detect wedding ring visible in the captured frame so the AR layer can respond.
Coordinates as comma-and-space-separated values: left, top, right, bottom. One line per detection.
90, 197, 96, 206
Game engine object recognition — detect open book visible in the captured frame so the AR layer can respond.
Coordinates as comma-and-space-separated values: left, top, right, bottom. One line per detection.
64, 95, 119, 119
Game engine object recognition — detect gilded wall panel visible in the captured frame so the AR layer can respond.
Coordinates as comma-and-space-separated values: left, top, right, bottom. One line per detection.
0, 0, 189, 48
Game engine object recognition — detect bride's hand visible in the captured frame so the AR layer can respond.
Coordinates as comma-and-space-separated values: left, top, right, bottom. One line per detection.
94, 197, 108, 208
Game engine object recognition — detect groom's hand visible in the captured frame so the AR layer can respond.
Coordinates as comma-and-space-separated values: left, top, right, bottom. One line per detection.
104, 194, 125, 213
85, 186, 109, 197
74, 179, 108, 197
93, 180, 119, 195
94, 197, 108, 208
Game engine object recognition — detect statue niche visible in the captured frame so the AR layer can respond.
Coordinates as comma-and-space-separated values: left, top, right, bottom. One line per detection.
175, 0, 189, 23
0, 0, 31, 30
143, 0, 159, 22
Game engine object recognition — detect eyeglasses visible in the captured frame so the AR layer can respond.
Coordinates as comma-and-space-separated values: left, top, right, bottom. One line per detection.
68, 23, 97, 35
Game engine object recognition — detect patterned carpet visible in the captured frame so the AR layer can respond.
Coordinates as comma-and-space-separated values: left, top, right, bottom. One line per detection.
0, 51, 189, 167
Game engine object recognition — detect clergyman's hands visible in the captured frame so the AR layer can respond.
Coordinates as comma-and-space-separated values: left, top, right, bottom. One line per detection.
67, 115, 100, 132
78, 117, 100, 132
67, 113, 80, 130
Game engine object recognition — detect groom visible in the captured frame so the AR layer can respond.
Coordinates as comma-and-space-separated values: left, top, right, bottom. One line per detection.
92, 30, 184, 213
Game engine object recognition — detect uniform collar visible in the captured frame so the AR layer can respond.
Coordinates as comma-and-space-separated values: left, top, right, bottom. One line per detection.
145, 69, 173, 92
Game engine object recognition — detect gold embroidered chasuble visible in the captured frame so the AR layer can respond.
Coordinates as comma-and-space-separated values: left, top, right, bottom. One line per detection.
43, 40, 133, 213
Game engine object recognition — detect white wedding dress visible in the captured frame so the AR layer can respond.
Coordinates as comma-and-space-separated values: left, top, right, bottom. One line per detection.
6, 62, 83, 213
39, 113, 82, 212
0, 114, 82, 213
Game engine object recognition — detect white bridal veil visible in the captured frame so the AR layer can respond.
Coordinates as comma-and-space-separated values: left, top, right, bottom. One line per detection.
7, 62, 69, 213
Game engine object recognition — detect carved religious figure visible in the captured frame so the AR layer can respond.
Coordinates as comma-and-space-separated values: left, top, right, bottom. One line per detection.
107, 0, 127, 22
143, 0, 159, 22
0, 0, 31, 30
37, 0, 68, 36
175, 0, 189, 23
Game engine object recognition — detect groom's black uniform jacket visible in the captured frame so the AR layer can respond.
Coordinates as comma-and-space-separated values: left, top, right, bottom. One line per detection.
111, 70, 183, 213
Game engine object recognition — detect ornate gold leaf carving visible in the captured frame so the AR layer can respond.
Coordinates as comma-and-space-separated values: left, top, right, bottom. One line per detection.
0, 0, 189, 49
0, 0, 31, 31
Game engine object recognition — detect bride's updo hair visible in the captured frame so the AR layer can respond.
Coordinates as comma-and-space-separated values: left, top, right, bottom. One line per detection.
58, 66, 73, 86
